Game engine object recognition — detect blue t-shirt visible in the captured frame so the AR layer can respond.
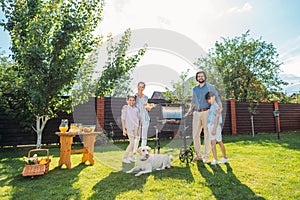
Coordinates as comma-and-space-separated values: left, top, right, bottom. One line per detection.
207, 103, 222, 125
191, 83, 221, 109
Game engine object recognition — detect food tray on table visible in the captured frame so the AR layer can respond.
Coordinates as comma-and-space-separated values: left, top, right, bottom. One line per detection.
22, 149, 51, 177
144, 103, 156, 109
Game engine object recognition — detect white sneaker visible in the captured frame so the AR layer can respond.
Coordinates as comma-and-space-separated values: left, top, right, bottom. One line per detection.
220, 157, 228, 164
129, 157, 136, 163
122, 158, 131, 164
203, 158, 210, 163
211, 160, 218, 165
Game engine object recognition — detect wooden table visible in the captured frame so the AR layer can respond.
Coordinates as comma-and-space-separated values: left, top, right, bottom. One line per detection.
55, 132, 101, 169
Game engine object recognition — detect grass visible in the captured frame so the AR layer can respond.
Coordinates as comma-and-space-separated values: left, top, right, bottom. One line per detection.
0, 132, 300, 200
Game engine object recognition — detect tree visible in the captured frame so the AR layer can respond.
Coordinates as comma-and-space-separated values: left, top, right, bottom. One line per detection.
163, 69, 194, 112
72, 29, 146, 101
0, 0, 105, 148
110, 71, 134, 97
248, 102, 259, 137
0, 50, 14, 105
0, 51, 18, 117
196, 30, 287, 102
95, 30, 146, 97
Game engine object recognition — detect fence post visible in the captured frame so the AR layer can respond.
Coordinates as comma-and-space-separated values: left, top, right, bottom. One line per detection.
96, 97, 105, 129
273, 100, 281, 132
228, 98, 237, 135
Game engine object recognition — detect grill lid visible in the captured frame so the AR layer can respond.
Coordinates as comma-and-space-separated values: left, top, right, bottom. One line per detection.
161, 104, 183, 119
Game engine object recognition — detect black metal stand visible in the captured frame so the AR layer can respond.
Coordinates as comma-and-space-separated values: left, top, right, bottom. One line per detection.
153, 126, 160, 154
179, 117, 193, 164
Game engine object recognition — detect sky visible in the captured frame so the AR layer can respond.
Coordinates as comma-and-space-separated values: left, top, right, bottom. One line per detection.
1, 0, 300, 96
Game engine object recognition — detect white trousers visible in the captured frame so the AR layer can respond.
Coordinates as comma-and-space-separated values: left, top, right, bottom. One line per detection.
140, 120, 149, 147
123, 130, 139, 159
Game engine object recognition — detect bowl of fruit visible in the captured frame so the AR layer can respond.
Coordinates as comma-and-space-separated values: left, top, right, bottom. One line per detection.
82, 125, 96, 133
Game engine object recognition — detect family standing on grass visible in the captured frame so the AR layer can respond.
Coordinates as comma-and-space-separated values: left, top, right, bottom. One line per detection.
121, 72, 228, 165
121, 82, 152, 164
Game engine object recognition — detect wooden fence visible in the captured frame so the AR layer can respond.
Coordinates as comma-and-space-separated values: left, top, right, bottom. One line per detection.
0, 97, 299, 147
0, 97, 97, 147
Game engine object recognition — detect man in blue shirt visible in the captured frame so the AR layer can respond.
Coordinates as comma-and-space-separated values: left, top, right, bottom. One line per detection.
185, 71, 222, 163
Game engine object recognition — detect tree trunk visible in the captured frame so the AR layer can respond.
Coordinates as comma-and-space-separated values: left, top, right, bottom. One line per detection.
251, 115, 255, 137
36, 129, 43, 149
34, 116, 50, 149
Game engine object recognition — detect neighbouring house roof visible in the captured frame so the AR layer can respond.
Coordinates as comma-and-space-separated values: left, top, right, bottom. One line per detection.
151, 91, 166, 99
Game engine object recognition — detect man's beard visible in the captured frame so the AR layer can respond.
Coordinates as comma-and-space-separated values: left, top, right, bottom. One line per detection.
197, 79, 205, 83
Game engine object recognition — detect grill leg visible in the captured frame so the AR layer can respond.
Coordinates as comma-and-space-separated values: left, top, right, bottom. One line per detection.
154, 128, 157, 154
157, 133, 160, 154
154, 127, 160, 154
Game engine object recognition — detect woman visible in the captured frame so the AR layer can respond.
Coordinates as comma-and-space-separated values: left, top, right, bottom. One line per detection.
135, 82, 151, 147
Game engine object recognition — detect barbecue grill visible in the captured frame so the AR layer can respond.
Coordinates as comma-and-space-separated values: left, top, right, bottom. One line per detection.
153, 103, 193, 163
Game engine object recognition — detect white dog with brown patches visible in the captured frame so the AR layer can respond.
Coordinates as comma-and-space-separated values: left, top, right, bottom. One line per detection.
126, 146, 173, 176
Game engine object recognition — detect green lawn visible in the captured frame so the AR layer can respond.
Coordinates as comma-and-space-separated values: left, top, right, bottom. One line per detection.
1, 132, 299, 200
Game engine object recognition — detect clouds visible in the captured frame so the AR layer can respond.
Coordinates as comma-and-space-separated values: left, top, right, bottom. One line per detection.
99, 0, 255, 51
226, 2, 253, 14
95, 0, 300, 86
277, 35, 300, 75
281, 53, 300, 75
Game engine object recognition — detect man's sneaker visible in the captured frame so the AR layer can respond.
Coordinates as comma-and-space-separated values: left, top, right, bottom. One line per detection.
129, 157, 136, 163
220, 157, 228, 164
192, 156, 203, 162
122, 158, 131, 164
203, 158, 210, 163
211, 160, 218, 165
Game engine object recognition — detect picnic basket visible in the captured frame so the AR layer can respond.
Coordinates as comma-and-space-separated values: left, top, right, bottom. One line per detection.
22, 149, 51, 177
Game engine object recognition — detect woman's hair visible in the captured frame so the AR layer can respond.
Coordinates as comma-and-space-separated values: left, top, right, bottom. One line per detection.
137, 81, 146, 87
126, 94, 136, 100
195, 71, 207, 81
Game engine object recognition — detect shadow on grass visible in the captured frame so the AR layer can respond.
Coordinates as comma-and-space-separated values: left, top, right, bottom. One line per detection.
89, 162, 194, 199
152, 165, 194, 183
197, 162, 265, 200
0, 149, 88, 200
9, 163, 87, 199
88, 162, 149, 199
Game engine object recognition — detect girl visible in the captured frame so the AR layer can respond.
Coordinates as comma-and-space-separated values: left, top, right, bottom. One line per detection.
121, 94, 140, 163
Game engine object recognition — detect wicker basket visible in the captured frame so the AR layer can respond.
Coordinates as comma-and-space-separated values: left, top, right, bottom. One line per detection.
22, 149, 51, 177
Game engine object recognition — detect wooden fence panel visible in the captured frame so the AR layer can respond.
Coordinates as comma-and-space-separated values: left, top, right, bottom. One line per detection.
103, 97, 125, 140
235, 102, 276, 134
221, 101, 231, 135
279, 103, 300, 131
0, 112, 36, 146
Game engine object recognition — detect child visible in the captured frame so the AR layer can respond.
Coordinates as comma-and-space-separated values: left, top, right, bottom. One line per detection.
205, 91, 228, 165
121, 94, 140, 164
